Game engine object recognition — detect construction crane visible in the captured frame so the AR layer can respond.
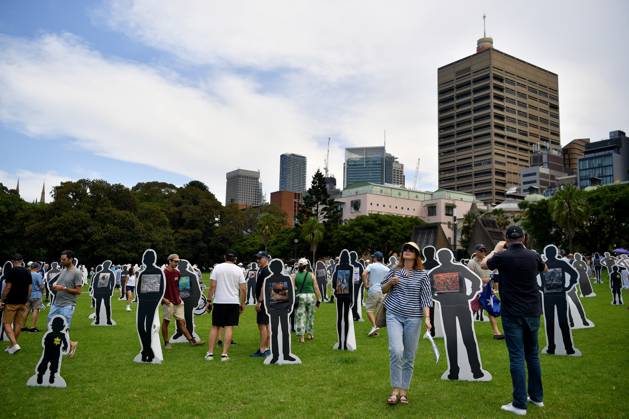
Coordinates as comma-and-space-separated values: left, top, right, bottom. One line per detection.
413, 157, 421, 190
324, 137, 331, 177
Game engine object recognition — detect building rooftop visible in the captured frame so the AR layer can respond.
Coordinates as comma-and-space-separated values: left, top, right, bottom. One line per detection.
438, 47, 557, 77
341, 182, 478, 203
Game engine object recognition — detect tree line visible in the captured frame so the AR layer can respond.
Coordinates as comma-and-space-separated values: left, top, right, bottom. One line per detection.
0, 170, 423, 268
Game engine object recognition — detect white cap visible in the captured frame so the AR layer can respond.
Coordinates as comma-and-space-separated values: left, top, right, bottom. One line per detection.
297, 258, 309, 267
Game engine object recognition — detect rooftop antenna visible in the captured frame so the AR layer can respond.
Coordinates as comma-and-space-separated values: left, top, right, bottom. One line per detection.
324, 137, 331, 177
483, 13, 487, 37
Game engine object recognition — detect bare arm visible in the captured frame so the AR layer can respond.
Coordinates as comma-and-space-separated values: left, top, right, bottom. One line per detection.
361, 269, 369, 289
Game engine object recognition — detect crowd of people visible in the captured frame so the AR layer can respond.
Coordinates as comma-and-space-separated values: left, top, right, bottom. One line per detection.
1, 224, 626, 415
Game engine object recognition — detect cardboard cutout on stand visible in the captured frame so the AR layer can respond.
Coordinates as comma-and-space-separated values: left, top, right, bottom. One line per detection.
134, 249, 166, 364
46, 262, 62, 305
387, 256, 398, 269
246, 262, 258, 305
428, 248, 491, 381
315, 261, 329, 302
26, 316, 69, 388
91, 261, 116, 326
349, 251, 364, 322
170, 259, 202, 343
539, 245, 581, 356
0, 261, 12, 341
332, 250, 356, 351
263, 259, 301, 365
573, 253, 595, 297
422, 246, 444, 338
610, 265, 623, 305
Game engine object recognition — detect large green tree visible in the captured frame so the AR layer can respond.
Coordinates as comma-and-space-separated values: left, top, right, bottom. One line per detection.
548, 185, 587, 252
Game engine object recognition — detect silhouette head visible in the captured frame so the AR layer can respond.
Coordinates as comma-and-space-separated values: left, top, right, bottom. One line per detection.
50, 316, 66, 333
389, 256, 398, 265
544, 245, 558, 260
178, 259, 190, 272
1, 261, 12, 277
269, 259, 284, 275
349, 251, 357, 263
423, 246, 436, 261
612, 265, 619, 273
604, 252, 611, 258
142, 249, 157, 266
436, 248, 455, 265
575, 253, 583, 262
102, 260, 112, 270
51, 262, 59, 270
339, 250, 350, 266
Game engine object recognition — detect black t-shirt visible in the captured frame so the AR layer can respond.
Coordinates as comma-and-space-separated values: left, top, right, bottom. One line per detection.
487, 243, 545, 317
611, 272, 621, 289
4, 266, 32, 304
256, 266, 270, 303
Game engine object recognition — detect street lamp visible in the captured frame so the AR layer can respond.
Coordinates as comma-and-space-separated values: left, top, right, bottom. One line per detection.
293, 238, 299, 261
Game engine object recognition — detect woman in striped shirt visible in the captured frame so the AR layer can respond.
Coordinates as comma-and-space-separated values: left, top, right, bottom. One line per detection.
381, 241, 433, 405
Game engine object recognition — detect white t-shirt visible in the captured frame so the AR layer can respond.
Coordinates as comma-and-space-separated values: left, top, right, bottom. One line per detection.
366, 262, 390, 294
211, 262, 246, 304
126, 274, 136, 287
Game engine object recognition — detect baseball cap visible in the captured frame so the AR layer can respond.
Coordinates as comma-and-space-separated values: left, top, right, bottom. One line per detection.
505, 225, 524, 239
371, 251, 384, 259
255, 251, 269, 259
297, 258, 309, 266
12, 253, 23, 261
474, 243, 487, 252
31, 262, 41, 270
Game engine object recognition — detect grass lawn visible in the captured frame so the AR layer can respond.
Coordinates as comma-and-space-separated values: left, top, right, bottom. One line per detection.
1, 272, 628, 418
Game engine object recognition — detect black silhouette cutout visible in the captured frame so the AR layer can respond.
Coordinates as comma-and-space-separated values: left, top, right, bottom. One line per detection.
423, 246, 440, 337
263, 259, 300, 364
171, 259, 201, 342
92, 261, 115, 326
540, 245, 580, 356
349, 251, 364, 322
135, 249, 166, 364
332, 250, 356, 351
610, 265, 623, 305
27, 315, 69, 388
430, 248, 489, 381
573, 253, 595, 297
315, 261, 328, 302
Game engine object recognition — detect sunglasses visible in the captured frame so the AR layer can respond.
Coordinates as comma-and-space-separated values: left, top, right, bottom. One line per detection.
402, 246, 417, 252
169, 259, 180, 263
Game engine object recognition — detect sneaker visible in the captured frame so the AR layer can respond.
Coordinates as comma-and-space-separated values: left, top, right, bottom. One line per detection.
126, 305, 131, 312
368, 326, 379, 337
165, 343, 173, 350
501, 403, 527, 416
493, 334, 505, 340
527, 397, 544, 407
262, 349, 271, 357
249, 350, 262, 358
221, 353, 230, 362
204, 352, 214, 361
7, 344, 21, 354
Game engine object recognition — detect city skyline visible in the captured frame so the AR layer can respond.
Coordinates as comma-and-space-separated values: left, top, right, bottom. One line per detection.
0, 0, 627, 203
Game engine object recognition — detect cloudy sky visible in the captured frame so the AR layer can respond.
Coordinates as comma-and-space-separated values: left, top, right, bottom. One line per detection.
1, 0, 627, 203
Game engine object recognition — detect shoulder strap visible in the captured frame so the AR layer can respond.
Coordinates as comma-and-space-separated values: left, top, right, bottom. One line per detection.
297, 271, 308, 294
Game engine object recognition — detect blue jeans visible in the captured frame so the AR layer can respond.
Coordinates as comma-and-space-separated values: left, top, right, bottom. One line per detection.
48, 304, 76, 329
502, 315, 543, 410
386, 312, 422, 390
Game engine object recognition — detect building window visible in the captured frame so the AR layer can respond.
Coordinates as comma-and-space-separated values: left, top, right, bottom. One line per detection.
427, 205, 437, 217
445, 205, 455, 216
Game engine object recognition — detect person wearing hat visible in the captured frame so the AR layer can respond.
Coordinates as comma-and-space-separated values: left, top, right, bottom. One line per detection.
23, 262, 45, 332
482, 225, 546, 416
1, 254, 32, 354
381, 242, 432, 405
362, 251, 390, 337
467, 244, 503, 339
251, 251, 272, 358
292, 258, 321, 343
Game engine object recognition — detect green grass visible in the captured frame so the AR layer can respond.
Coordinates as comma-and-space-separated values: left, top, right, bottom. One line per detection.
1, 272, 628, 418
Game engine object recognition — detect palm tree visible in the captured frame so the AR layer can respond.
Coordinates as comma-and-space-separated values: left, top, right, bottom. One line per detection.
549, 185, 587, 251
256, 212, 284, 252
492, 208, 511, 230
301, 217, 325, 263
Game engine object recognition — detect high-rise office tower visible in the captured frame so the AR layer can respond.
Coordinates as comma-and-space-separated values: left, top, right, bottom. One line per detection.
225, 169, 264, 208
344, 146, 404, 188
279, 153, 307, 193
438, 33, 560, 204
562, 138, 590, 176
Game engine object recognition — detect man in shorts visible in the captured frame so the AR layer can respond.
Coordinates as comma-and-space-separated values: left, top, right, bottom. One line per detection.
362, 251, 390, 337
24, 262, 45, 332
205, 250, 246, 361
48, 250, 83, 357
251, 251, 271, 357
0, 254, 32, 354
161, 254, 202, 349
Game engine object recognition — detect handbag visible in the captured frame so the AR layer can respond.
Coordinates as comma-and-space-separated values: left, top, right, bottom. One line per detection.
375, 298, 387, 328
293, 272, 308, 310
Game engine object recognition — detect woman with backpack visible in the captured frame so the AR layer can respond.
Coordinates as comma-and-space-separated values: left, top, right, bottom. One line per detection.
292, 258, 321, 343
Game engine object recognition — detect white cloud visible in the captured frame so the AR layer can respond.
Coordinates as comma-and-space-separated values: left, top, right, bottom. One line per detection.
1, 0, 627, 204
0, 169, 68, 202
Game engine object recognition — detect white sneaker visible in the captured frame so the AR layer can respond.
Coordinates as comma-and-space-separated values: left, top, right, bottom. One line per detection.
7, 344, 21, 354
368, 326, 379, 337
126, 305, 131, 311
501, 403, 527, 416
527, 397, 544, 407
204, 352, 214, 361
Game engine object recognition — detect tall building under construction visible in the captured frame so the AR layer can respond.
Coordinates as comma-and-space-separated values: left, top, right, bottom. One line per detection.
437, 31, 560, 204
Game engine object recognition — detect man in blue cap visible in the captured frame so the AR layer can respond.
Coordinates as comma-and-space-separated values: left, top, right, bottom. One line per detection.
362, 251, 390, 337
